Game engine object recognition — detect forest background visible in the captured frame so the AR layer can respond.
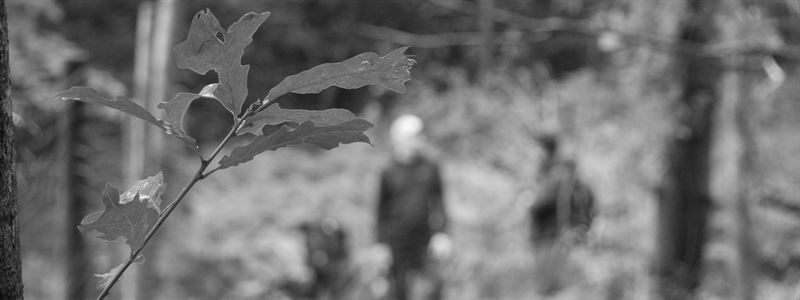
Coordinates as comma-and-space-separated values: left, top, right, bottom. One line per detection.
9, 0, 800, 299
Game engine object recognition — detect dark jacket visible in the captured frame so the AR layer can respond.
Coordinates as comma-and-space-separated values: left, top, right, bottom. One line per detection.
530, 160, 595, 243
376, 155, 447, 268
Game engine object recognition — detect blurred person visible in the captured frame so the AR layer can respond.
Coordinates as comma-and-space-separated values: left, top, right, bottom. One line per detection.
528, 134, 596, 294
298, 218, 351, 299
375, 114, 451, 300
288, 218, 391, 300
529, 134, 595, 244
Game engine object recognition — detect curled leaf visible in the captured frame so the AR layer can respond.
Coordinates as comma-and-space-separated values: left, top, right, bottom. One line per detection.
157, 92, 204, 147
94, 255, 145, 290
198, 83, 219, 99
95, 263, 125, 290
119, 172, 167, 213
57, 87, 200, 150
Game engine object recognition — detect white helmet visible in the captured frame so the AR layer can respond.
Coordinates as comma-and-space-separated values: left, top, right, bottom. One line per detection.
390, 114, 423, 144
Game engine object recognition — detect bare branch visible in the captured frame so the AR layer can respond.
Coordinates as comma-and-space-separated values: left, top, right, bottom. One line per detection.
760, 194, 800, 218
422, 0, 800, 61
357, 24, 486, 48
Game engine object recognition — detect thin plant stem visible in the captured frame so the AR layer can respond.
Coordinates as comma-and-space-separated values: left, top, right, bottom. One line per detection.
202, 100, 274, 178
203, 120, 243, 168
94, 165, 204, 300
201, 165, 223, 178
95, 107, 257, 300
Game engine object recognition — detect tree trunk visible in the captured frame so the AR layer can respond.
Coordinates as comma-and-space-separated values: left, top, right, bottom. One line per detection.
654, 0, 721, 299
0, 0, 24, 298
63, 100, 92, 300
720, 50, 757, 300
732, 57, 756, 300
123, 1, 179, 299
143, 1, 178, 298
145, 0, 175, 167
720, 3, 757, 297
477, 0, 493, 79
120, 3, 153, 300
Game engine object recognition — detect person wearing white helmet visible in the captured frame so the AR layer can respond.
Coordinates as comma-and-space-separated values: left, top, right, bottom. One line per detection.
375, 114, 451, 300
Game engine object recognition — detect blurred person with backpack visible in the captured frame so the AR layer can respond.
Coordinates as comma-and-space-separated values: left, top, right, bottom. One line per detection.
528, 134, 596, 294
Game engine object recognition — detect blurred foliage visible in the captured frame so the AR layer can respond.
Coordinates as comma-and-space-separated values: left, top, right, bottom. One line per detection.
10, 0, 800, 299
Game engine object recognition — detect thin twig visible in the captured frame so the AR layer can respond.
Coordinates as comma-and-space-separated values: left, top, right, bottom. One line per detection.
95, 105, 259, 299
201, 165, 223, 178
357, 24, 487, 48
199, 102, 270, 178
95, 166, 204, 300
760, 194, 800, 218
202, 120, 243, 171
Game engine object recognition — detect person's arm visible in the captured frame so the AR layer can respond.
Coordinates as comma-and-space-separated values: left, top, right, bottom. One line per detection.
577, 181, 596, 228
369, 168, 394, 269
428, 163, 447, 233
428, 163, 453, 259
376, 169, 392, 244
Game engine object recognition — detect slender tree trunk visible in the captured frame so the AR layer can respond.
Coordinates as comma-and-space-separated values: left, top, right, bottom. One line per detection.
120, 3, 153, 299
0, 0, 24, 298
123, 1, 179, 299
61, 42, 96, 300
63, 100, 92, 300
146, 0, 176, 167
144, 2, 178, 298
720, 3, 757, 297
732, 60, 756, 300
654, 0, 721, 299
720, 52, 757, 300
127, 1, 152, 190
477, 0, 493, 79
